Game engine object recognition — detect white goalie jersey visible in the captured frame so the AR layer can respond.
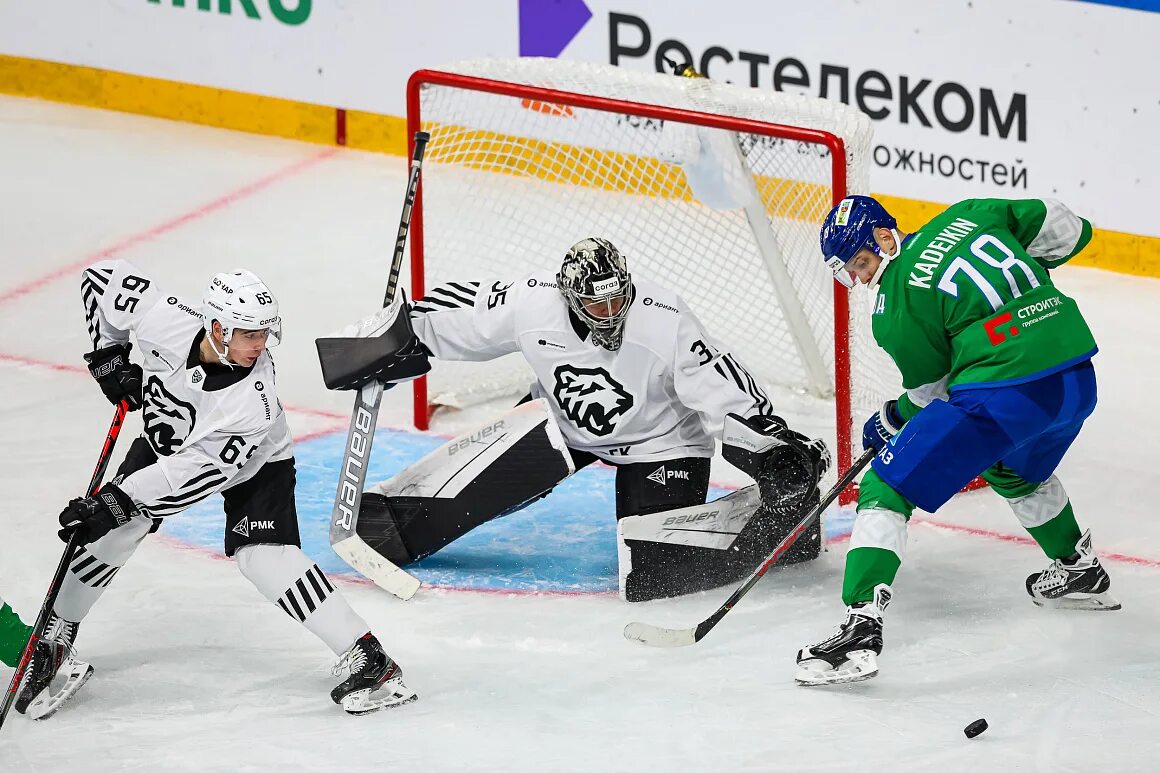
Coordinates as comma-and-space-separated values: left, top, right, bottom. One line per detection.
411, 271, 774, 463
81, 260, 292, 517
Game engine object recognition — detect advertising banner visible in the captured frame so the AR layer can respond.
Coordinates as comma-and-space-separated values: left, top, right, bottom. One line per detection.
1, 0, 1157, 236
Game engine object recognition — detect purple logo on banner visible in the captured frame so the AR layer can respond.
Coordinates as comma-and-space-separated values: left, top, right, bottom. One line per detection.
519, 0, 592, 58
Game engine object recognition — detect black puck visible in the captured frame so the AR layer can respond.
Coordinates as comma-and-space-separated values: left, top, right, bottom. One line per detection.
964, 718, 988, 738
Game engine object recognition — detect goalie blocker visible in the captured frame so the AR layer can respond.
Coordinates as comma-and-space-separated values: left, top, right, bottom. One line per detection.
352, 403, 828, 602
316, 294, 431, 392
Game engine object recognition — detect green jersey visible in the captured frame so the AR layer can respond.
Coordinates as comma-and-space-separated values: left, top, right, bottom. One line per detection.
871, 198, 1097, 418
1, 598, 32, 668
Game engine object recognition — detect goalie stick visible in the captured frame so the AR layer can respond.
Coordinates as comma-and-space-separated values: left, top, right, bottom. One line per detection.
327, 131, 429, 601
623, 447, 877, 648
0, 400, 129, 732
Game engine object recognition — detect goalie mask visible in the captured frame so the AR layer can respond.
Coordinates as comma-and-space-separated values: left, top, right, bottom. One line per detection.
557, 237, 635, 351
202, 269, 282, 367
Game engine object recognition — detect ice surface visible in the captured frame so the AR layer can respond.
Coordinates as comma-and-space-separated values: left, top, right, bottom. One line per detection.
1, 96, 1158, 772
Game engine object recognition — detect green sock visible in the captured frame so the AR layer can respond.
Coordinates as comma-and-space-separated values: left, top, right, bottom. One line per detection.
0, 602, 34, 668
841, 470, 911, 606
842, 547, 902, 606
1026, 502, 1083, 560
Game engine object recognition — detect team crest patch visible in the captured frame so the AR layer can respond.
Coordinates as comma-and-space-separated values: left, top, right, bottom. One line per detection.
552, 364, 634, 437
143, 376, 197, 456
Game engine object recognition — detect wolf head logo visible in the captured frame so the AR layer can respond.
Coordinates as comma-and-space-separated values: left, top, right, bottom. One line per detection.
552, 364, 634, 437
143, 376, 197, 456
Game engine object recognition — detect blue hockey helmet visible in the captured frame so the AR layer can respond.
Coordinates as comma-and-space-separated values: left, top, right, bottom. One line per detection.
819, 195, 897, 288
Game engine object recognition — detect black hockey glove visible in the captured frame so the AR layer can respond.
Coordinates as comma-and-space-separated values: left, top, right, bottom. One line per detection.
84, 343, 143, 411
728, 414, 830, 510
862, 400, 905, 452
58, 482, 142, 544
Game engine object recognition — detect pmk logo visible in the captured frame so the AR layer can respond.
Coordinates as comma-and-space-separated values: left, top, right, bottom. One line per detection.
646, 465, 691, 485
984, 312, 1019, 346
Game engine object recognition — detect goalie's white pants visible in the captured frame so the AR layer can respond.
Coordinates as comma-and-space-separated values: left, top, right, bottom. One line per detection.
53, 519, 366, 656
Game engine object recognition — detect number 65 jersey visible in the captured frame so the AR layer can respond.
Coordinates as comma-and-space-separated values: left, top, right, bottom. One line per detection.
81, 260, 292, 518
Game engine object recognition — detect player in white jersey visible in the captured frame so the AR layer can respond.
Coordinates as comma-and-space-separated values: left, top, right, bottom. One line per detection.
16, 261, 415, 718
336, 238, 829, 602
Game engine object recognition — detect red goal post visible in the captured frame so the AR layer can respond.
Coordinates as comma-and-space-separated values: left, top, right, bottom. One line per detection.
404, 60, 890, 503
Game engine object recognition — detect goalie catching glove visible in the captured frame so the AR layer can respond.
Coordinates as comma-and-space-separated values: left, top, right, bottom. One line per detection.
722, 413, 831, 508
316, 294, 431, 391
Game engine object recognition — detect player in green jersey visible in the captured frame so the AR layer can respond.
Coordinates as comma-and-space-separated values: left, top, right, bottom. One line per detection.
1, 593, 32, 668
797, 196, 1120, 686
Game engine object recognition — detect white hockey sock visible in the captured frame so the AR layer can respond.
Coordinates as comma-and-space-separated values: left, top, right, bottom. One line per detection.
1004, 475, 1069, 530
235, 544, 368, 655
53, 516, 152, 624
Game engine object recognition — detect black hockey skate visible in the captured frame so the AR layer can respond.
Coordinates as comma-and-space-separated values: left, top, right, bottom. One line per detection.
331, 632, 417, 716
795, 584, 890, 686
15, 616, 93, 720
1026, 530, 1121, 611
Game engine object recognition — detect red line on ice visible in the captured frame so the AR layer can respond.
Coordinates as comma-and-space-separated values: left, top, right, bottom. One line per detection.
0, 146, 339, 308
915, 518, 1160, 568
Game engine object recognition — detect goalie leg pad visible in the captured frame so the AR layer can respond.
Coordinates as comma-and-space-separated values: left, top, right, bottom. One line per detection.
616, 481, 821, 602
360, 400, 575, 565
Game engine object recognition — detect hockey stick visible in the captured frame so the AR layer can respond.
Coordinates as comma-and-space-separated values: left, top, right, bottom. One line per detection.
0, 400, 129, 731
327, 131, 430, 601
623, 447, 877, 648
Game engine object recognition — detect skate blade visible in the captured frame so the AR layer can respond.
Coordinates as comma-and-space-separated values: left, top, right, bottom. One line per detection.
1032, 591, 1122, 611
341, 682, 418, 716
795, 650, 879, 686
28, 659, 94, 721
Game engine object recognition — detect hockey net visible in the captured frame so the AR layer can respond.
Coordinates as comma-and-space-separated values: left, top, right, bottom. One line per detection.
406, 59, 902, 496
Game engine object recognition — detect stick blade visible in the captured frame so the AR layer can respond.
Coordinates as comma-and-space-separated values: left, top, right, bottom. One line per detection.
623, 621, 697, 648
333, 536, 421, 601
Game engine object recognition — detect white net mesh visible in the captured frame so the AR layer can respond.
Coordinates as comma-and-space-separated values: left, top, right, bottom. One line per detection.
409, 58, 902, 466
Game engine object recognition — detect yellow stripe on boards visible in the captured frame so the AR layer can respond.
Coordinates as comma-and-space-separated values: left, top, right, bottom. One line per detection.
0, 55, 336, 146
344, 109, 408, 155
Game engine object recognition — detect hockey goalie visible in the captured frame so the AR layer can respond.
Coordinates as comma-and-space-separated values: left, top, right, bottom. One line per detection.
318, 238, 830, 601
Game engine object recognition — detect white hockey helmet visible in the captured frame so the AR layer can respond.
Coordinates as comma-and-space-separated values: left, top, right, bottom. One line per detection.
202, 270, 282, 365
